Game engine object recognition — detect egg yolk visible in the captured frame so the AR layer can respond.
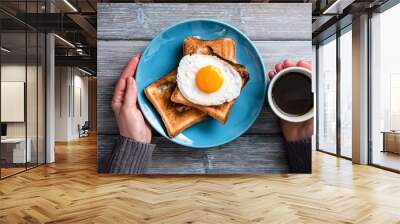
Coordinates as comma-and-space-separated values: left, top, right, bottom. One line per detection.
195, 65, 224, 93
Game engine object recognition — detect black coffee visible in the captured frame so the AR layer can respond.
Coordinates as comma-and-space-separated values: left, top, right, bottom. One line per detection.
272, 72, 313, 115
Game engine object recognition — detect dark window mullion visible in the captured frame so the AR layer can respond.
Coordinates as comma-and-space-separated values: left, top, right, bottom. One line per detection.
336, 27, 341, 157
36, 0, 39, 168
367, 11, 373, 165
316, 44, 319, 150
25, 0, 28, 171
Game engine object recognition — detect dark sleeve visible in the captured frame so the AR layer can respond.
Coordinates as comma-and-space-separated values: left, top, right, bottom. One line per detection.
284, 139, 311, 174
107, 136, 156, 174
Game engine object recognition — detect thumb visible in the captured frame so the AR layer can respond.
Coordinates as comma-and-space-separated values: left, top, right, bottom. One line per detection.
123, 77, 138, 108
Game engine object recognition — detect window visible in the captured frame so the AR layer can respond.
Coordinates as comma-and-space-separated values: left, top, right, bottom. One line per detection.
370, 3, 400, 171
317, 36, 337, 155
339, 27, 352, 158
0, 1, 47, 179
1, 24, 28, 178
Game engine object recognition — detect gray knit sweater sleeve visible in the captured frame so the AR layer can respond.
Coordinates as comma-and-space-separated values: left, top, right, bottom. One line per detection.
108, 136, 156, 174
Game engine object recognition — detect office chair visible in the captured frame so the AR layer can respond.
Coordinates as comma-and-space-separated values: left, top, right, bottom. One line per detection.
79, 121, 90, 138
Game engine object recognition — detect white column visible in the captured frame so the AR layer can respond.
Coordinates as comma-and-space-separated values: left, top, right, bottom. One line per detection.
46, 1, 55, 163
352, 14, 369, 164
46, 33, 55, 163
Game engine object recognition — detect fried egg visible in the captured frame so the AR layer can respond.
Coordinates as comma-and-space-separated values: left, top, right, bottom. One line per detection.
177, 54, 242, 106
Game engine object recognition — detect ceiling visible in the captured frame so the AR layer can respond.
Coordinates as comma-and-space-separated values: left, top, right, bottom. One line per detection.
1, 32, 46, 65
1, 0, 97, 74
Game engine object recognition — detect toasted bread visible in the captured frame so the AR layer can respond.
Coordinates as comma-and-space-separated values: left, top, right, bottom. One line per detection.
170, 37, 249, 124
144, 70, 207, 137
183, 36, 236, 62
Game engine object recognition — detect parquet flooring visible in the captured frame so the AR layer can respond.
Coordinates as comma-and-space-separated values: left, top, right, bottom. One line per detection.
1, 167, 26, 178
1, 135, 400, 223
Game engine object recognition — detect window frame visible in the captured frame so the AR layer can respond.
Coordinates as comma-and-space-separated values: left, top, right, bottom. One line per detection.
315, 23, 353, 160
367, 0, 400, 173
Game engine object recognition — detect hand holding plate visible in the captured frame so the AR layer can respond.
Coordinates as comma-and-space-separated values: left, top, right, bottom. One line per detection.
112, 54, 152, 144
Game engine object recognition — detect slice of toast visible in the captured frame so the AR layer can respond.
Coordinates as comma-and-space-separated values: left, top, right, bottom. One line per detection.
183, 36, 236, 62
144, 70, 207, 137
170, 37, 249, 124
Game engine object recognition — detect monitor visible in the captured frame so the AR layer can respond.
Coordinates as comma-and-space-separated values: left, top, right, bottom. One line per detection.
1, 123, 7, 137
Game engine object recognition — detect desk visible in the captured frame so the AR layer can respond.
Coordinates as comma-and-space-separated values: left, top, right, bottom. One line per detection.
1, 138, 31, 163
382, 131, 400, 154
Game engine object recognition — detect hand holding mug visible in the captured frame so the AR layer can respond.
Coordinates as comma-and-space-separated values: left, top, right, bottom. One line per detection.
268, 59, 313, 142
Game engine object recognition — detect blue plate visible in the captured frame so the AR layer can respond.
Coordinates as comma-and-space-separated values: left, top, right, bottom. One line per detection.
136, 19, 267, 148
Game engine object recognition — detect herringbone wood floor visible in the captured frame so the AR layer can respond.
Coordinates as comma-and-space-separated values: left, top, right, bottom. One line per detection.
0, 135, 399, 224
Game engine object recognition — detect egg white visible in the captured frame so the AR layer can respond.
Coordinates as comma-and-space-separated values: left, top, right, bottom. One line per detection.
177, 54, 242, 106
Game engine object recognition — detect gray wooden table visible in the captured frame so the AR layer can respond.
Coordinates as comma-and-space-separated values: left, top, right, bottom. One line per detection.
97, 3, 312, 174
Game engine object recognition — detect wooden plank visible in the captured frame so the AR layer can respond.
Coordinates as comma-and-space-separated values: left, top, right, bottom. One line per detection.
205, 135, 287, 174
97, 40, 311, 135
98, 3, 311, 41
98, 134, 287, 174
97, 40, 312, 77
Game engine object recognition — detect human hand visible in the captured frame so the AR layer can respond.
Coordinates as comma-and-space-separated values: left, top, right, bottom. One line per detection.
112, 54, 152, 144
268, 59, 313, 142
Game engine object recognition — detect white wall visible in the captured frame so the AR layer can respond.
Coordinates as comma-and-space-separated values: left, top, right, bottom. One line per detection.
54, 66, 89, 141
1, 63, 46, 164
1, 82, 25, 122
72, 73, 89, 138
55, 66, 70, 141
1, 65, 26, 137
1, 64, 41, 138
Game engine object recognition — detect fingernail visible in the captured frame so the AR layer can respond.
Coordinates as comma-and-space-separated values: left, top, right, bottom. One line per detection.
283, 59, 296, 68
131, 54, 140, 62
275, 63, 283, 71
268, 71, 276, 80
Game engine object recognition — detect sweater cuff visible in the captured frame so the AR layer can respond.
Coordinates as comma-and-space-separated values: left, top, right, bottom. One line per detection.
108, 136, 156, 174
285, 139, 312, 174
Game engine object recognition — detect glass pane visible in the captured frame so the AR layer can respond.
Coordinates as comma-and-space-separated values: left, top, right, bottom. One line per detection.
27, 31, 38, 169
38, 32, 45, 165
26, 0, 39, 169
1, 30, 27, 177
318, 37, 337, 154
371, 4, 400, 171
340, 28, 352, 158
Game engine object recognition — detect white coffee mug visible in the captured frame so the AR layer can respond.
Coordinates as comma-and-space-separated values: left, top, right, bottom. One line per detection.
267, 67, 314, 123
